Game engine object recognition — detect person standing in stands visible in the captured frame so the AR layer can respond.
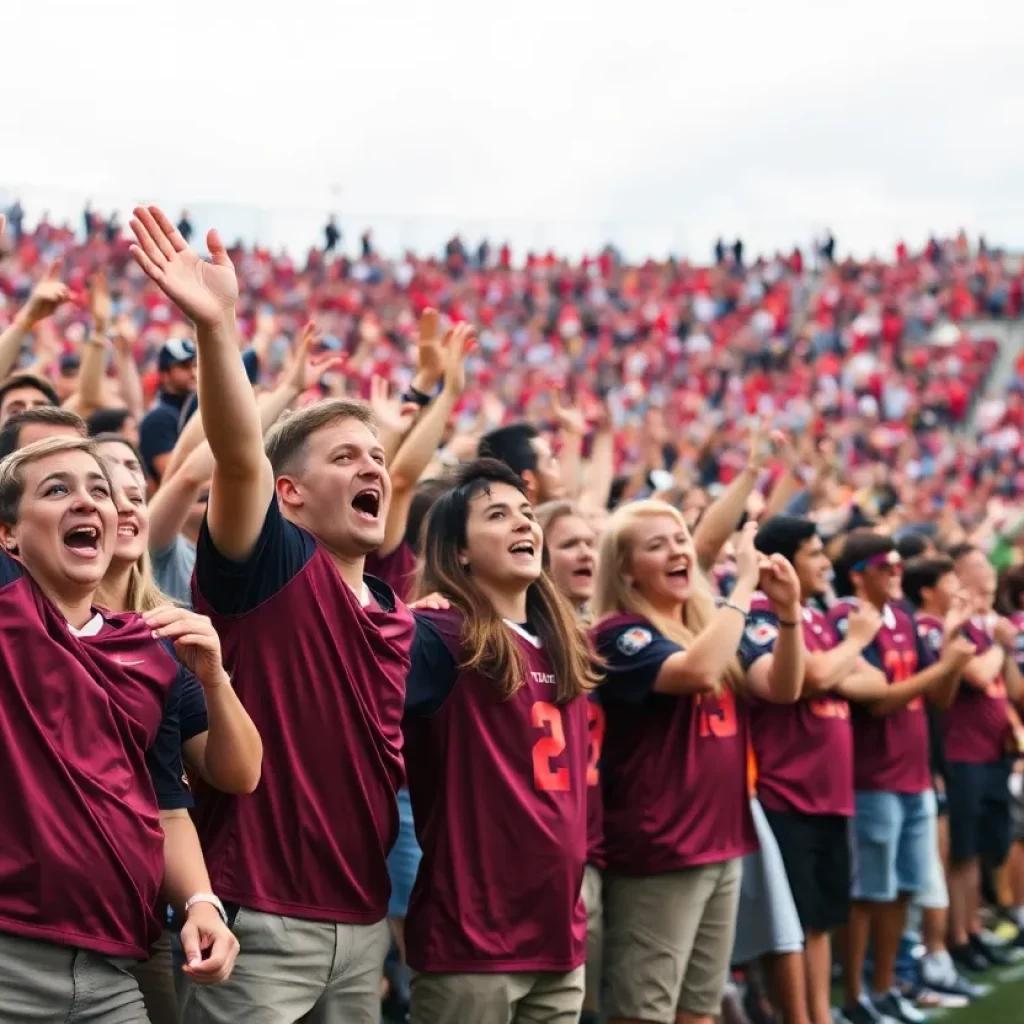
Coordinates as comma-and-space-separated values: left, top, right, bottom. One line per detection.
901, 555, 989, 1003
127, 205, 415, 1023
944, 545, 1022, 972
404, 460, 598, 1023
537, 500, 602, 1023
480, 422, 567, 505
830, 532, 974, 1024
139, 338, 196, 485
0, 435, 239, 1020
591, 505, 804, 1024
748, 516, 891, 1024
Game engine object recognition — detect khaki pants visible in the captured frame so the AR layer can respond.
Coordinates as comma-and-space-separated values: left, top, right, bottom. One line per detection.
0, 930, 147, 1023
181, 908, 390, 1024
603, 859, 742, 1023
130, 929, 179, 1024
410, 966, 585, 1024
581, 865, 603, 1013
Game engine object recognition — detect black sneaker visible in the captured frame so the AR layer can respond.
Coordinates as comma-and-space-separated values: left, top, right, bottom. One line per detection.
970, 932, 1014, 967
841, 995, 900, 1024
951, 942, 990, 973
873, 989, 928, 1023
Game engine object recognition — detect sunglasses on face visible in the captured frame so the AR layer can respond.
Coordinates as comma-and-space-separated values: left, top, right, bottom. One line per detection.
852, 551, 902, 573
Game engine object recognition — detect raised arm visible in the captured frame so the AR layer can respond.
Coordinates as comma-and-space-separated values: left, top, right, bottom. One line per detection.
0, 259, 71, 380
745, 555, 805, 704
380, 323, 474, 555
129, 205, 271, 561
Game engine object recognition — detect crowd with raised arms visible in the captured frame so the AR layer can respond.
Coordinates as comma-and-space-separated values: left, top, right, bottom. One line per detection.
1, 203, 1024, 1024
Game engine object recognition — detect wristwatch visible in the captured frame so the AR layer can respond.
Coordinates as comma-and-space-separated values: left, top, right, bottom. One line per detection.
184, 892, 228, 925
402, 385, 433, 407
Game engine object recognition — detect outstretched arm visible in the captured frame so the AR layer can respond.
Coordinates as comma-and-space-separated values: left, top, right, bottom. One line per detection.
129, 206, 272, 561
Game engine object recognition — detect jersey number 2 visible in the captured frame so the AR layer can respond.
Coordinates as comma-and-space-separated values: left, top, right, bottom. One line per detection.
532, 701, 570, 792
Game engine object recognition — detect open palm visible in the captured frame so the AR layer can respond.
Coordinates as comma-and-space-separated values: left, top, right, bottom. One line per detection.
128, 206, 238, 326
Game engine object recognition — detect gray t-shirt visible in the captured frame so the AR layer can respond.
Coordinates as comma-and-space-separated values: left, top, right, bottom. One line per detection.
152, 534, 197, 608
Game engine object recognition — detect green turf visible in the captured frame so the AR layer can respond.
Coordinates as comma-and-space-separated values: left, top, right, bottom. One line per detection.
917, 961, 1024, 1022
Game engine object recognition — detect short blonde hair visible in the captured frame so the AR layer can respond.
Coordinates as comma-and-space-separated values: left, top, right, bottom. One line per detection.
0, 436, 113, 526
264, 398, 378, 477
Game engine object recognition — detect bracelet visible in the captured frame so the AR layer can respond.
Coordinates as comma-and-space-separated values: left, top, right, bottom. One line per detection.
184, 892, 228, 925
777, 618, 799, 628
720, 601, 748, 618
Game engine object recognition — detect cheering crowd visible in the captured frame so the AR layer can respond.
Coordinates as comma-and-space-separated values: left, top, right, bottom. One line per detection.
1, 202, 1024, 1024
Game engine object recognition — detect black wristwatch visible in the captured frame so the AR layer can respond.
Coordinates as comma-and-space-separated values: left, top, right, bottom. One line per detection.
402, 385, 433, 407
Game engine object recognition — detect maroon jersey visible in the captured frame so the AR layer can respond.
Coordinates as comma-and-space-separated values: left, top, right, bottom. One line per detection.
404, 608, 587, 972
586, 694, 606, 869
365, 540, 418, 604
0, 551, 190, 958
829, 600, 931, 793
193, 498, 414, 924
943, 617, 1009, 763
592, 614, 759, 874
748, 596, 854, 817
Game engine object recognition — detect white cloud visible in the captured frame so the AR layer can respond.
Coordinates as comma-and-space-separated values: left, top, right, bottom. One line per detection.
2, 0, 1022, 259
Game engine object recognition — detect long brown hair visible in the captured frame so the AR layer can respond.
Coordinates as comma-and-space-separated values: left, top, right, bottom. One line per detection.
415, 459, 598, 704
593, 499, 743, 689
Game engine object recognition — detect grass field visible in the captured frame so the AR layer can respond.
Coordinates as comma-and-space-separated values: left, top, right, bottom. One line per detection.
920, 961, 1024, 1022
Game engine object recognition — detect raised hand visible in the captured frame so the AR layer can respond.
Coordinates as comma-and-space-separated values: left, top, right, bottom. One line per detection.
128, 206, 238, 327
846, 603, 883, 648
280, 321, 346, 395
23, 258, 71, 326
413, 308, 445, 387
88, 269, 113, 333
942, 635, 977, 672
142, 606, 229, 690
733, 520, 762, 588
550, 390, 587, 436
369, 375, 420, 438
994, 616, 1019, 651
758, 554, 801, 614
441, 322, 476, 396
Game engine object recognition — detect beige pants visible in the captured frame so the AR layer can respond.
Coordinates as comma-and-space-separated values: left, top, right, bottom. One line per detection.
0, 930, 147, 1023
181, 908, 390, 1024
129, 929, 178, 1024
581, 865, 603, 1013
410, 965, 585, 1024
602, 859, 742, 1023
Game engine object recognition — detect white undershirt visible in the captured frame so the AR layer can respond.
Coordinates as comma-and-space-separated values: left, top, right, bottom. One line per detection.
68, 612, 104, 638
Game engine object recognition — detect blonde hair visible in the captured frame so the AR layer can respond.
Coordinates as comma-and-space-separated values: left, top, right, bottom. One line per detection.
94, 454, 173, 614
0, 436, 114, 525
593, 499, 743, 689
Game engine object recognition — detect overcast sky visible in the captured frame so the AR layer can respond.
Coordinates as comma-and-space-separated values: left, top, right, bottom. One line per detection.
3, 0, 1022, 260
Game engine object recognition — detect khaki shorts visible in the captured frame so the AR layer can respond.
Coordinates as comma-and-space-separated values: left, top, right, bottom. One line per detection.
0, 930, 147, 1023
129, 929, 179, 1024
603, 859, 742, 1022
410, 966, 584, 1024
581, 864, 603, 1014
181, 908, 390, 1024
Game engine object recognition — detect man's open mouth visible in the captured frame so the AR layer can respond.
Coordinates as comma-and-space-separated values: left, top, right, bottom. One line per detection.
352, 489, 381, 520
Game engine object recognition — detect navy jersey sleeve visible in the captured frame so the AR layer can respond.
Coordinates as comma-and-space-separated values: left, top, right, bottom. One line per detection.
597, 623, 683, 704
0, 549, 23, 590
916, 622, 944, 669
739, 608, 779, 671
139, 406, 179, 479
194, 495, 316, 615
405, 615, 460, 717
146, 674, 192, 811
